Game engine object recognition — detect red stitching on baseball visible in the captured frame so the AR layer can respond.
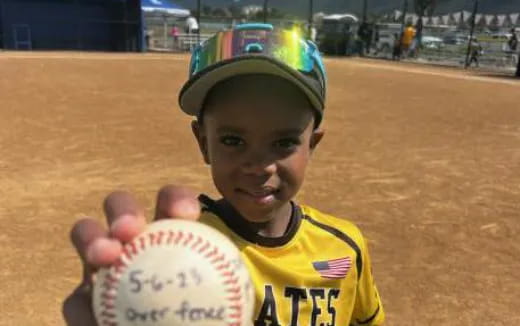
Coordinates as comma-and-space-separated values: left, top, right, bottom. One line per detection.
157, 231, 165, 245
101, 310, 116, 318
198, 241, 210, 254
130, 241, 137, 255
167, 230, 176, 244
211, 253, 226, 264
113, 261, 126, 275
174, 231, 184, 244
101, 291, 116, 300
227, 295, 242, 301
220, 270, 234, 277
148, 232, 156, 245
224, 277, 239, 285
227, 286, 241, 294
101, 302, 115, 309
205, 246, 218, 258
216, 261, 231, 271
122, 248, 132, 262
191, 236, 203, 250
182, 232, 194, 246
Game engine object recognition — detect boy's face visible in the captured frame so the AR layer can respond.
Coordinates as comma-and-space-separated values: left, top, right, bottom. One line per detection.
192, 75, 324, 223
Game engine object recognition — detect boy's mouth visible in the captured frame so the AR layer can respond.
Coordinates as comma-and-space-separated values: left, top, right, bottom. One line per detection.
236, 187, 280, 205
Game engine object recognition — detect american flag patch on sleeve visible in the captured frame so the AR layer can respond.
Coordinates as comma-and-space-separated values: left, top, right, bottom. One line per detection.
312, 256, 352, 279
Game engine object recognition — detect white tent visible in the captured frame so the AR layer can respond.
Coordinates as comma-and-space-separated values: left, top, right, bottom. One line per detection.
510, 13, 519, 25
141, 0, 190, 17
394, 10, 402, 21
404, 13, 418, 25
441, 14, 450, 25
452, 12, 462, 24
431, 16, 440, 26
484, 15, 495, 26
497, 15, 508, 27
475, 14, 483, 24
462, 11, 472, 23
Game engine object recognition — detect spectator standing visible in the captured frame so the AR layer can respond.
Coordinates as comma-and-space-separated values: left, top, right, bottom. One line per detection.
171, 24, 180, 50
373, 25, 380, 55
401, 23, 416, 57
468, 38, 482, 68
392, 33, 402, 60
508, 28, 518, 52
144, 28, 153, 50
357, 22, 370, 56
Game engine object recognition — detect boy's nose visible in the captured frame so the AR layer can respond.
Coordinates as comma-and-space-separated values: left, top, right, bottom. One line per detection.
241, 152, 277, 177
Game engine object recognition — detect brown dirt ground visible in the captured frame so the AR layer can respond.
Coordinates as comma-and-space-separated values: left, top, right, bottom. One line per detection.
1, 52, 519, 326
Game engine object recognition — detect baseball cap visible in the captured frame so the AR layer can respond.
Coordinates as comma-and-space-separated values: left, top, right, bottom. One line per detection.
178, 23, 327, 126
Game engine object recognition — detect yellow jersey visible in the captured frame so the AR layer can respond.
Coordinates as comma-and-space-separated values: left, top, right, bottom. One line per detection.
402, 26, 416, 46
199, 195, 385, 326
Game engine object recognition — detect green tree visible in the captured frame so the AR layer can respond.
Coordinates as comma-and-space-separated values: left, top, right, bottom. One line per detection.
202, 5, 213, 16
228, 3, 242, 19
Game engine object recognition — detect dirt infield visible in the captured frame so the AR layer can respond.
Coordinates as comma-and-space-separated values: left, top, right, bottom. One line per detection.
1, 52, 519, 326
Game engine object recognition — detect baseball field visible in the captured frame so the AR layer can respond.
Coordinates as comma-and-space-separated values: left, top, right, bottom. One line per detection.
1, 52, 519, 326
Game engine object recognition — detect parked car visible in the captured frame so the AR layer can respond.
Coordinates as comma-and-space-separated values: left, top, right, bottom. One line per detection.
443, 33, 467, 45
375, 31, 397, 56
422, 35, 444, 49
317, 14, 359, 55
375, 33, 443, 55
491, 32, 512, 40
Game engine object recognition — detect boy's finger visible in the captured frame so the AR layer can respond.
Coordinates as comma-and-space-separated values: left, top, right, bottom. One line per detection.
70, 218, 106, 265
70, 218, 121, 269
103, 191, 146, 243
154, 185, 201, 221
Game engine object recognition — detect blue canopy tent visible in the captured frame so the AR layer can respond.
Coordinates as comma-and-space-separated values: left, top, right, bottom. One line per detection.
141, 0, 190, 17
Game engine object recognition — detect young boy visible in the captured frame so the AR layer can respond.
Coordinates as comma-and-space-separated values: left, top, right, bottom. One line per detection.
64, 24, 385, 326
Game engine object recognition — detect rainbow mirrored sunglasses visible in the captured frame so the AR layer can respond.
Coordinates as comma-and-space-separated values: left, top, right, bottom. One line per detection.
188, 23, 327, 97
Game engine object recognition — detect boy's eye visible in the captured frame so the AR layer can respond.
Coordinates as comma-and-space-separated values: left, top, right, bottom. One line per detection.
219, 135, 244, 147
274, 138, 300, 149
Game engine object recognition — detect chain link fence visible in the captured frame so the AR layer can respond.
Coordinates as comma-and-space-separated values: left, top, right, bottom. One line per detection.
143, 10, 519, 75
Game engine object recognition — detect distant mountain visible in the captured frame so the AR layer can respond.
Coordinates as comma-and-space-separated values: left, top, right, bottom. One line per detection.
175, 0, 520, 17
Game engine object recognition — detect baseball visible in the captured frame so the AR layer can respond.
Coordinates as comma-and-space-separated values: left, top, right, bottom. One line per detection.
92, 219, 255, 326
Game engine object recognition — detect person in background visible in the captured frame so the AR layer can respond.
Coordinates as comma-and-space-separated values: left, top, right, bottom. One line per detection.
392, 33, 402, 61
171, 24, 180, 50
144, 28, 152, 51
365, 23, 374, 55
401, 23, 416, 58
357, 22, 370, 56
373, 25, 380, 55
468, 37, 483, 68
508, 28, 518, 52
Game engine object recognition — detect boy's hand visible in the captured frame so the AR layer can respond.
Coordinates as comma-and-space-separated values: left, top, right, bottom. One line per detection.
62, 186, 201, 326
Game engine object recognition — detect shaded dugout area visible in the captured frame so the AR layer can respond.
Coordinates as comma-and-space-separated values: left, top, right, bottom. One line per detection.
0, 0, 142, 51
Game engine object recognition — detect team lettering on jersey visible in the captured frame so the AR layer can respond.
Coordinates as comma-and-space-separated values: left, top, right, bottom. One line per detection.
254, 285, 341, 326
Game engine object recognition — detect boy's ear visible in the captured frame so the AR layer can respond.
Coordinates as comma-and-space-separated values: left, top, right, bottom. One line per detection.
309, 128, 325, 153
191, 120, 210, 164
